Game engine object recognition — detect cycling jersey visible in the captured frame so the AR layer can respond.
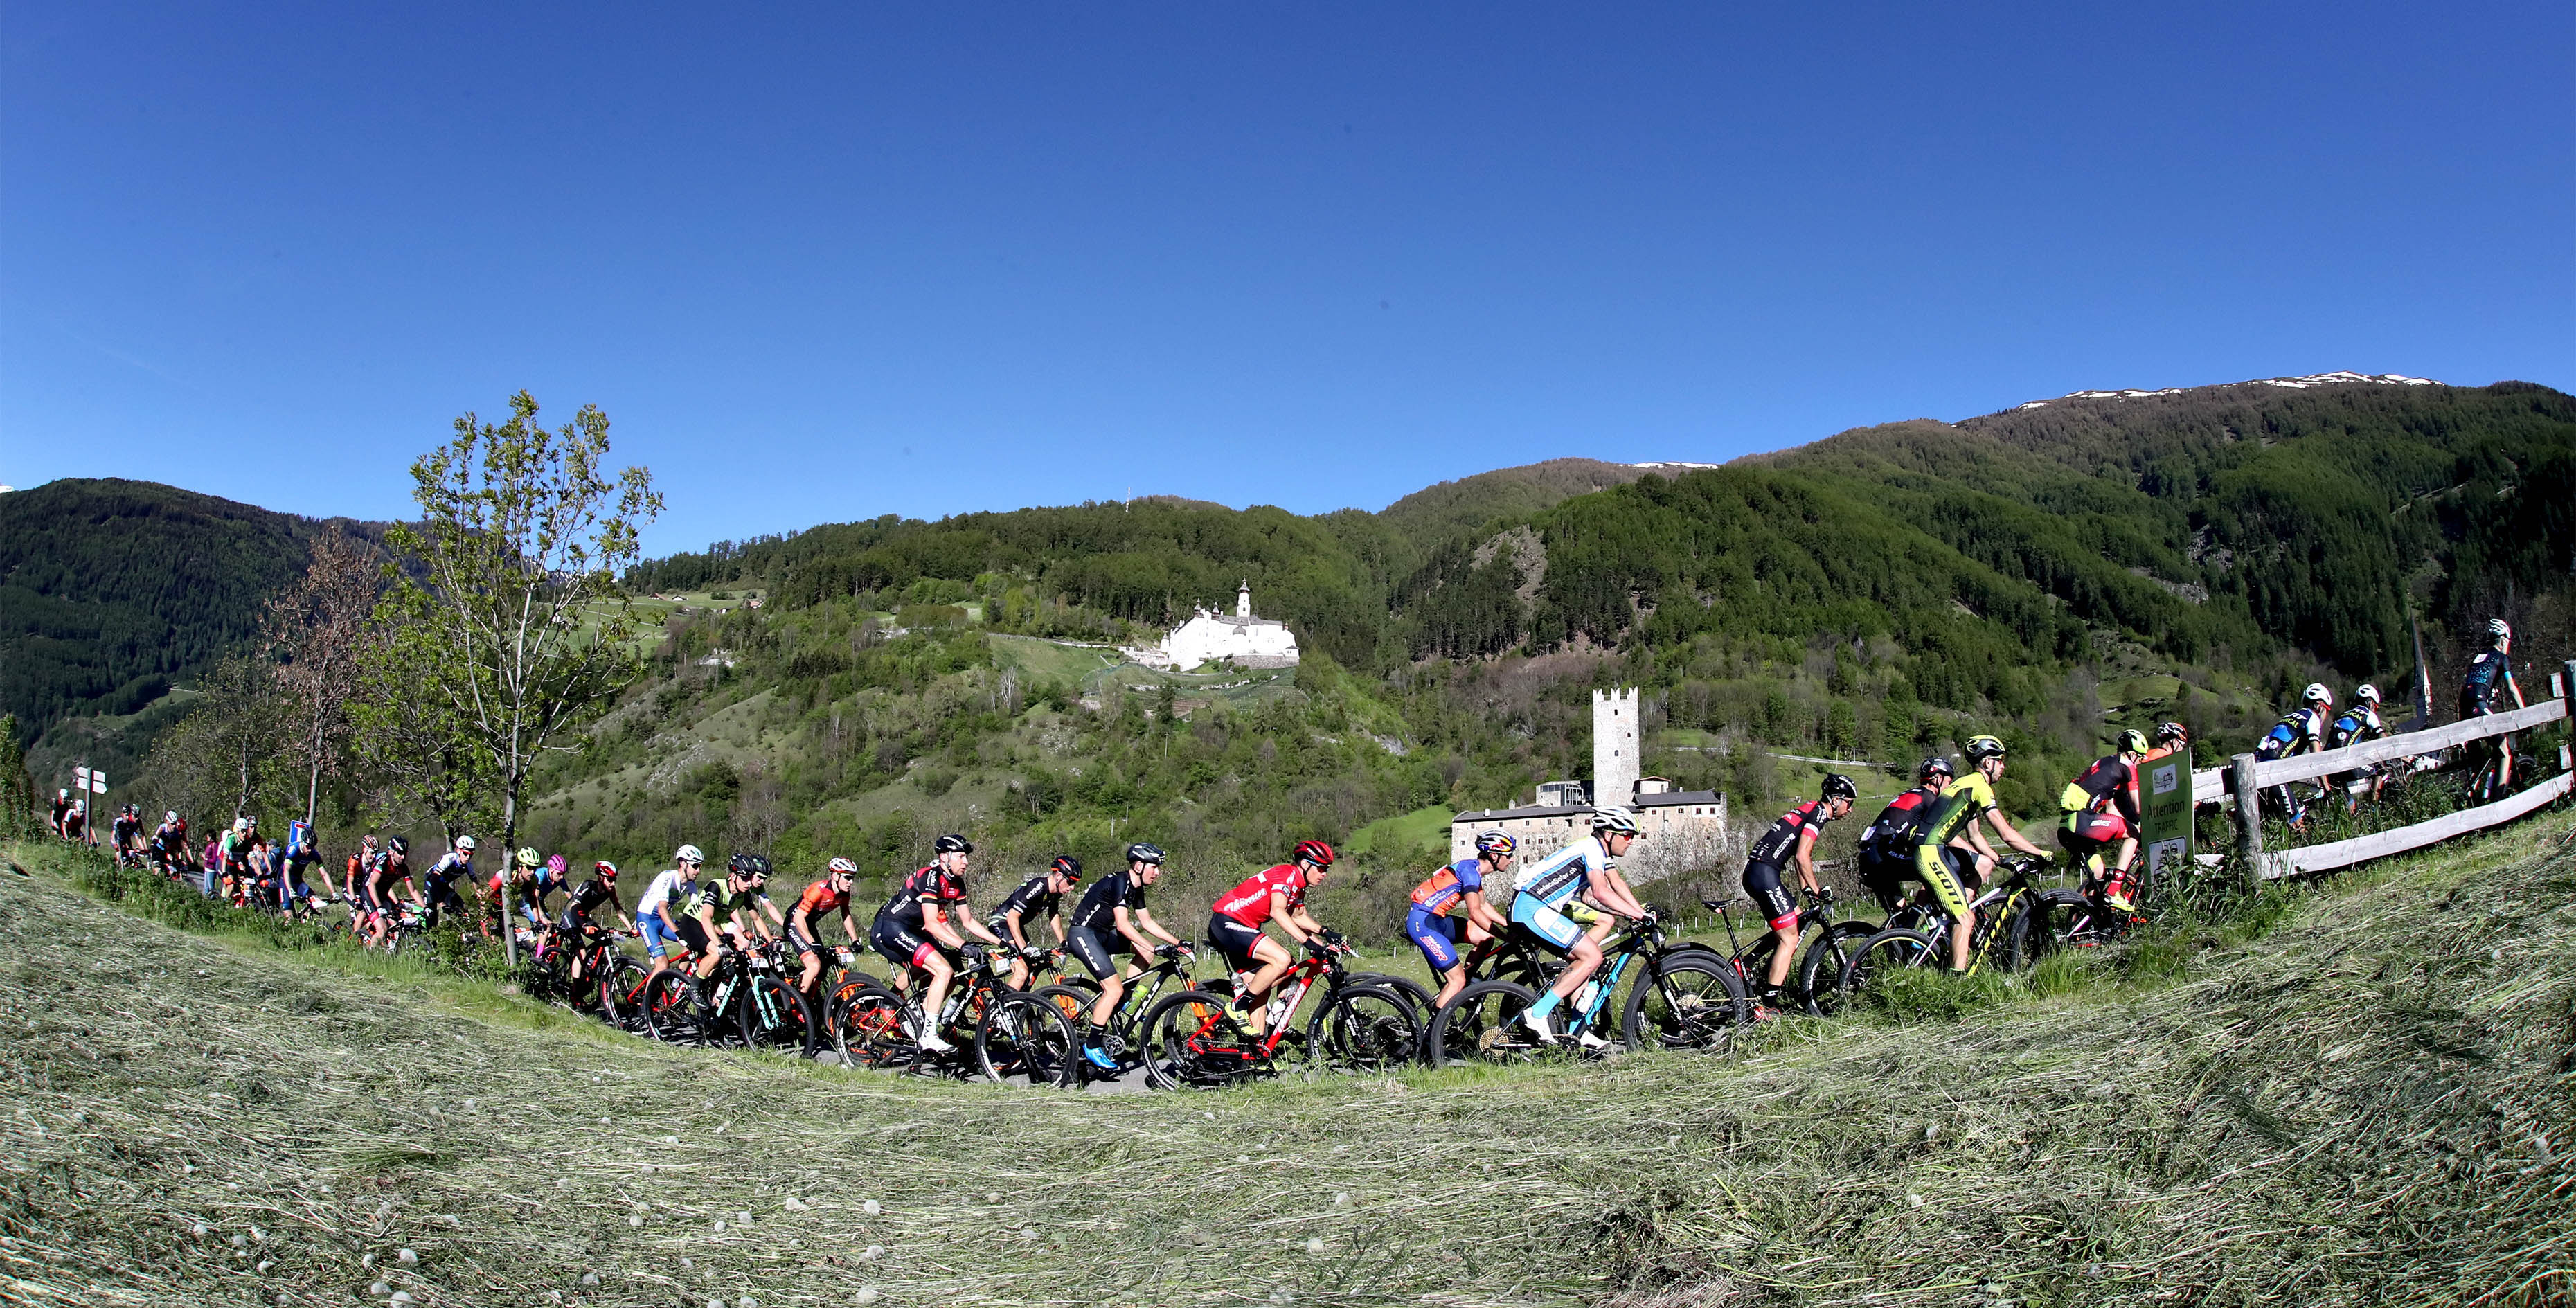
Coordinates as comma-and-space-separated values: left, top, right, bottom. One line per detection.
563, 876, 625, 924
420, 853, 473, 910
112, 816, 141, 846
1917, 773, 2000, 850
2327, 705, 2386, 751
636, 869, 695, 921
793, 879, 852, 926
2059, 755, 2142, 827
2460, 651, 2514, 717
1213, 863, 1308, 928
1746, 800, 1832, 869
2257, 707, 2326, 760
991, 875, 1062, 928
1860, 785, 1942, 859
690, 878, 769, 925
1513, 837, 1616, 909
1408, 858, 1487, 917
1070, 870, 1147, 934
881, 866, 966, 931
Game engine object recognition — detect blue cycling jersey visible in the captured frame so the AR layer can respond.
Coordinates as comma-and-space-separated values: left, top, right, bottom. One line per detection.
1512, 837, 1616, 908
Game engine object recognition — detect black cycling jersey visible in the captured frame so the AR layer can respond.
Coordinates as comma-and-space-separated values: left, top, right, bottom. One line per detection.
880, 866, 967, 931
1071, 870, 1145, 934
2461, 650, 2514, 716
992, 875, 1062, 928
1859, 785, 1942, 858
564, 877, 625, 922
2063, 755, 2143, 827
1746, 800, 1832, 868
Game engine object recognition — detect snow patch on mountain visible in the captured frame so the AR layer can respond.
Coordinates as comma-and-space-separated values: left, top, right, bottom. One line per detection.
2001, 372, 2442, 413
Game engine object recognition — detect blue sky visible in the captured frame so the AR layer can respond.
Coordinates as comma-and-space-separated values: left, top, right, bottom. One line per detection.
5, 2, 2569, 556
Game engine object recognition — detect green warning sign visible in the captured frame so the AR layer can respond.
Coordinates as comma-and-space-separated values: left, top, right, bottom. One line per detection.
2140, 746, 2194, 891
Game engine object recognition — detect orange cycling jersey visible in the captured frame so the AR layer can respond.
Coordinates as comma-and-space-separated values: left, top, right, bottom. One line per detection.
795, 879, 851, 925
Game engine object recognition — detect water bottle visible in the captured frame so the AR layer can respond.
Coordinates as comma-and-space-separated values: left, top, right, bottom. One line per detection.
1264, 990, 1293, 1028
1571, 980, 1600, 1014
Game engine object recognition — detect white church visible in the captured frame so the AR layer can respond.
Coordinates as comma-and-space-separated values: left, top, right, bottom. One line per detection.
1132, 582, 1300, 670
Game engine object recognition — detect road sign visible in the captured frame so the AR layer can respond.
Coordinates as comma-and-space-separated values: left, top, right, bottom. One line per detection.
2140, 746, 2194, 888
91, 773, 108, 794
74, 767, 90, 787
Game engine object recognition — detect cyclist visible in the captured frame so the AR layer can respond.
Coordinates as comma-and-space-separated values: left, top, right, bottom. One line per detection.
216, 816, 257, 902
277, 820, 326, 917
1742, 775, 1859, 1015
1507, 807, 1656, 1046
2327, 684, 2388, 810
363, 836, 415, 948
420, 834, 477, 933
2254, 684, 2334, 830
150, 810, 190, 879
111, 804, 145, 866
1209, 840, 1341, 1041
990, 854, 1082, 990
1069, 842, 1188, 1070
560, 860, 632, 988
788, 857, 864, 1004
65, 798, 91, 846
343, 834, 379, 907
50, 790, 70, 839
1857, 759, 1951, 913
488, 848, 551, 947
687, 853, 779, 1003
868, 835, 1006, 1054
1915, 735, 2052, 972
2059, 729, 2149, 913
2460, 618, 2526, 791
636, 844, 707, 980
1406, 832, 1517, 1012
2138, 722, 2191, 767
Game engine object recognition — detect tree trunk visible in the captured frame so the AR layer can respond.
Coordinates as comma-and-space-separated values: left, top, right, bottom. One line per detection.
305, 760, 321, 827
499, 779, 520, 967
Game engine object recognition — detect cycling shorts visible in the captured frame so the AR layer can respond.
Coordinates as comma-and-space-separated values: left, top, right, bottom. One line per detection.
2060, 811, 2129, 848
1855, 846, 1910, 915
870, 916, 942, 972
422, 881, 468, 914
786, 924, 828, 958
638, 910, 683, 959
1913, 843, 1981, 922
673, 916, 712, 958
1207, 913, 1268, 971
1509, 892, 1584, 953
1404, 907, 1463, 972
1067, 922, 1137, 980
1740, 861, 1798, 932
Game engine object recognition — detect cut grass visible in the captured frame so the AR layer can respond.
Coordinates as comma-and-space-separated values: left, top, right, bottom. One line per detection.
6, 809, 2574, 1306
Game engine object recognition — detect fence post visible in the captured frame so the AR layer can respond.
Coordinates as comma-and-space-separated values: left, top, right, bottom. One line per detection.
2563, 661, 2576, 770
2230, 753, 2264, 883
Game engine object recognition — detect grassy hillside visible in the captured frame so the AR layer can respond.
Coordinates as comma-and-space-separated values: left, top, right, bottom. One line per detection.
9, 809, 2570, 1306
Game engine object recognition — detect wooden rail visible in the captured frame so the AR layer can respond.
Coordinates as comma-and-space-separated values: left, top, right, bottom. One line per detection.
2189, 696, 2570, 803
2261, 770, 2575, 879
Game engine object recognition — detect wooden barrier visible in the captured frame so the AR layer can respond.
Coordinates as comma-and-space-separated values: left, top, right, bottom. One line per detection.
2262, 770, 2575, 879
2191, 694, 2570, 802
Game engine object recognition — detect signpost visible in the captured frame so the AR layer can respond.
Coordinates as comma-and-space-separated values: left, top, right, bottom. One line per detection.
2140, 746, 2194, 893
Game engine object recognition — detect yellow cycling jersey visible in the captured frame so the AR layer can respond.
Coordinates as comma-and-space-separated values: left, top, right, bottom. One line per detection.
1916, 772, 1998, 848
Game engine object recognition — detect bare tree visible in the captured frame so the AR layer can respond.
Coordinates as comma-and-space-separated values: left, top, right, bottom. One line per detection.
372, 391, 662, 965
262, 530, 381, 828
143, 656, 287, 824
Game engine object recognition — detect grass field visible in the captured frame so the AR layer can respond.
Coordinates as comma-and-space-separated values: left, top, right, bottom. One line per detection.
6, 810, 2572, 1307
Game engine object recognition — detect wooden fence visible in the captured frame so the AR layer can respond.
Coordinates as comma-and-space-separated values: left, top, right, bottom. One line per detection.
2188, 659, 2576, 881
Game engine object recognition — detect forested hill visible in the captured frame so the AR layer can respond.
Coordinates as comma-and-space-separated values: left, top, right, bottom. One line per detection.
0, 479, 382, 739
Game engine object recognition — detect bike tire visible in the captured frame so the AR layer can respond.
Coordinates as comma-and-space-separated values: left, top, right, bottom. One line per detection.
2005, 889, 2093, 971
1346, 971, 1439, 1025
737, 975, 816, 1058
1621, 951, 1746, 1054
832, 984, 917, 1070
641, 971, 704, 1044
597, 956, 649, 1030
1424, 979, 1546, 1068
1835, 928, 1944, 1008
1795, 921, 1881, 1019
1312, 983, 1422, 1073
976, 992, 1082, 1088
1138, 988, 1258, 1091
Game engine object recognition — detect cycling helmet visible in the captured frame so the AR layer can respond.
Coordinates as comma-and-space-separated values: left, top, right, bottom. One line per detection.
1821, 773, 1858, 802
165, 811, 179, 824
727, 852, 754, 875
1048, 854, 1084, 881
2116, 728, 2149, 755
1918, 757, 1954, 782
516, 846, 542, 868
933, 834, 973, 855
58, 789, 69, 800
2154, 722, 2189, 745
828, 856, 859, 876
1589, 805, 1642, 835
2354, 683, 2381, 704
1473, 830, 1517, 857
2488, 617, 2512, 643
2302, 683, 2333, 706
453, 834, 474, 852
674, 843, 704, 864
594, 860, 620, 879
233, 817, 250, 833
1292, 839, 1336, 868
388, 835, 409, 854
1964, 735, 2007, 763
1125, 842, 1165, 866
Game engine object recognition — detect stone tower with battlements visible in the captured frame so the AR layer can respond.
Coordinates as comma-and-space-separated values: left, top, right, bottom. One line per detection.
1593, 687, 1639, 807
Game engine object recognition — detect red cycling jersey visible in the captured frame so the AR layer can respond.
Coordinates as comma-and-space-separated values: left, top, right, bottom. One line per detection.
794, 879, 851, 925
1213, 863, 1307, 928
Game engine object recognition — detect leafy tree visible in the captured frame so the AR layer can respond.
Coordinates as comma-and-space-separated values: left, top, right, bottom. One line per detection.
371, 391, 662, 962
142, 655, 288, 823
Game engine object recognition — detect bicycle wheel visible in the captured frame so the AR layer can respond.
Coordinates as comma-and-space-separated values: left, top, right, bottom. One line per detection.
2005, 889, 2101, 970
976, 992, 1082, 1088
1792, 922, 1880, 1019
597, 956, 649, 1030
1346, 972, 1439, 1027
833, 985, 917, 1070
1424, 980, 1547, 1068
1622, 951, 1746, 1054
1835, 928, 1943, 1007
1139, 988, 1260, 1091
641, 971, 704, 1044
1313, 984, 1422, 1073
737, 975, 816, 1057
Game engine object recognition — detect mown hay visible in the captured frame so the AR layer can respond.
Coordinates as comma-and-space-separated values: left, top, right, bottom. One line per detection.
2, 815, 2571, 1306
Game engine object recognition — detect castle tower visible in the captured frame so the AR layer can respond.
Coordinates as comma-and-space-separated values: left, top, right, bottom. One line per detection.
1237, 581, 1252, 618
1593, 688, 1639, 808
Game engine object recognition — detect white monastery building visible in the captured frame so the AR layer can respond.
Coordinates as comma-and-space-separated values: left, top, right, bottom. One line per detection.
1145, 582, 1300, 670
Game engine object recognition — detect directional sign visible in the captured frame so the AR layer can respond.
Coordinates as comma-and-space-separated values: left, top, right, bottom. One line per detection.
91, 773, 108, 794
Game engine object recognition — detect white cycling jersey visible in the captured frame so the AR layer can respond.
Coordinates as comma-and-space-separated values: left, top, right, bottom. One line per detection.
1511, 836, 1617, 908
636, 868, 693, 919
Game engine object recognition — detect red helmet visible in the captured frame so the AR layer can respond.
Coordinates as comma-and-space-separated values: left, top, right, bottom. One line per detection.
1292, 839, 1336, 868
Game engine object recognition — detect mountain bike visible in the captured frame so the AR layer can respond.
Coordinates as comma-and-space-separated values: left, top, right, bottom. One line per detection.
837, 945, 1080, 1087
1028, 944, 1208, 1081
1425, 916, 1745, 1068
1705, 888, 1879, 1018
1834, 854, 2061, 1001
649, 938, 816, 1057
1135, 938, 1420, 1090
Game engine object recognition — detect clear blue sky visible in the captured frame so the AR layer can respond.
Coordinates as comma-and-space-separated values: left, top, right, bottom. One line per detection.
6, 2, 2569, 556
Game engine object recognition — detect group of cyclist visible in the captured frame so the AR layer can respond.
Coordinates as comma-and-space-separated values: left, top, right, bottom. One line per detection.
2251, 617, 2528, 827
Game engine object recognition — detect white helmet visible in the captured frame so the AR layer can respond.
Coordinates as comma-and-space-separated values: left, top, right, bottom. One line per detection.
1589, 805, 1641, 836
2302, 683, 2333, 706
233, 817, 251, 833
2488, 618, 2512, 644
454, 834, 476, 852
674, 843, 705, 864
2354, 683, 2381, 704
